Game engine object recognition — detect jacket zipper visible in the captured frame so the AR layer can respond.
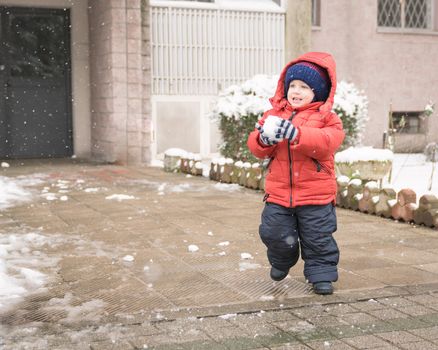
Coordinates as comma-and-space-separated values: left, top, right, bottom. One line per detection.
312, 158, 322, 172
288, 111, 297, 207
312, 158, 330, 175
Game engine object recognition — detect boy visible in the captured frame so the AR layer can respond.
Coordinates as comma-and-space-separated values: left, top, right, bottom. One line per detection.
247, 52, 345, 295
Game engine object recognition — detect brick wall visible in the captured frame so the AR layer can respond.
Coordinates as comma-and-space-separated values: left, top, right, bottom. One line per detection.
89, 0, 152, 164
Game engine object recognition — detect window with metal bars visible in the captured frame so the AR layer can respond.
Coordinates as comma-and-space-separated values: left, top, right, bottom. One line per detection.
378, 0, 434, 30
392, 111, 425, 133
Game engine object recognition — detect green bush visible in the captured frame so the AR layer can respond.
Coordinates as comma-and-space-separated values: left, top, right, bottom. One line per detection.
218, 114, 259, 163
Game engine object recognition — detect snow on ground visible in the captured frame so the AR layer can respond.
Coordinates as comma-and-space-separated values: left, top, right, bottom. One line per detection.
0, 232, 59, 312
384, 153, 438, 199
105, 194, 136, 201
0, 153, 436, 311
0, 174, 45, 210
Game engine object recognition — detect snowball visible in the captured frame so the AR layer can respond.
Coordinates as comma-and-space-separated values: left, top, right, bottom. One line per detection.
218, 241, 230, 246
1, 162, 10, 168
122, 255, 135, 262
262, 115, 283, 139
240, 252, 253, 260
188, 244, 199, 252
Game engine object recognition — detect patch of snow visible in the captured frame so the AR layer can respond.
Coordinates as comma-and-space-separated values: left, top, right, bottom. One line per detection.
336, 147, 393, 163
84, 188, 99, 193
0, 232, 58, 312
239, 261, 261, 271
164, 148, 188, 157
105, 194, 136, 201
365, 181, 379, 190
213, 183, 241, 192
240, 252, 253, 260
218, 313, 237, 320
0, 175, 40, 210
388, 199, 397, 208
349, 179, 362, 186
150, 159, 164, 168
122, 255, 135, 262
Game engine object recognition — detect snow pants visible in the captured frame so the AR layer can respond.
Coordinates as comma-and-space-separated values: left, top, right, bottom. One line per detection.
259, 202, 339, 283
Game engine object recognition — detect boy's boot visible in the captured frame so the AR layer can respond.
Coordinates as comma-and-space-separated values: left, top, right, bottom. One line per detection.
270, 266, 289, 281
313, 281, 333, 295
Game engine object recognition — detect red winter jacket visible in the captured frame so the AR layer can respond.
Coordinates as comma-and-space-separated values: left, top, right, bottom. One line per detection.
247, 52, 344, 207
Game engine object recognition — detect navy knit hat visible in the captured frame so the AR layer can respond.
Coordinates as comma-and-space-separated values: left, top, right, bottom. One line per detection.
284, 61, 331, 102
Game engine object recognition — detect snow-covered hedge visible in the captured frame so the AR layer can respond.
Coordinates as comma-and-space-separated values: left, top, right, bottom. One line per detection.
210, 75, 368, 160
333, 81, 369, 150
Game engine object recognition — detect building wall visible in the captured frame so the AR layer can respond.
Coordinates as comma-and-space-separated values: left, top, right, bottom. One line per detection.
89, 0, 151, 164
141, 0, 153, 164
311, 0, 438, 151
0, 0, 91, 158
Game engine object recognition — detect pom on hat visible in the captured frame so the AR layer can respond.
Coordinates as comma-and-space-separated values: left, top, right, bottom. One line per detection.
284, 61, 331, 102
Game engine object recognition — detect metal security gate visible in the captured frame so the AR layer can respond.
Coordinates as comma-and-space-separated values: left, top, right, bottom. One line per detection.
0, 7, 72, 159
150, 3, 285, 95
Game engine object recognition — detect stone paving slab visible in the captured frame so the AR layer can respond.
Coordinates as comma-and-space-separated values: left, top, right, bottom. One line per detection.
1, 160, 438, 349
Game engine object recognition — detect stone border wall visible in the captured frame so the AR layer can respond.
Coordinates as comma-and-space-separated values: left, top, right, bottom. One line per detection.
164, 153, 438, 230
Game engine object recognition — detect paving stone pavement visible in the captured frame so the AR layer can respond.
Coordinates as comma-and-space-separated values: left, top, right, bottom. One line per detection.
1, 160, 438, 349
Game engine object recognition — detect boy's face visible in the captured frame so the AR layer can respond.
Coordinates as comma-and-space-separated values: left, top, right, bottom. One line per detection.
287, 79, 315, 108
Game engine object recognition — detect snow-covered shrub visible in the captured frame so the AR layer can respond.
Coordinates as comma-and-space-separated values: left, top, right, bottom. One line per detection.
333, 81, 369, 150
211, 76, 368, 160
424, 102, 435, 117
210, 75, 277, 162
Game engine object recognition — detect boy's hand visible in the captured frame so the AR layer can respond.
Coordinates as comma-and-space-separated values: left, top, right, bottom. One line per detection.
275, 119, 299, 142
255, 122, 278, 146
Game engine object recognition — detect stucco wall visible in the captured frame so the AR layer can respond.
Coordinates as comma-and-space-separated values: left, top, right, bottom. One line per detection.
311, 0, 438, 151
0, 0, 91, 158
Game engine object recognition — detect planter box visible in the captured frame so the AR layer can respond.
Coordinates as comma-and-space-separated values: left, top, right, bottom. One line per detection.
335, 147, 393, 182
336, 160, 392, 182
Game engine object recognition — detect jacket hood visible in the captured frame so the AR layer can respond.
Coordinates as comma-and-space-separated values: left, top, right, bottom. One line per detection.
270, 51, 337, 114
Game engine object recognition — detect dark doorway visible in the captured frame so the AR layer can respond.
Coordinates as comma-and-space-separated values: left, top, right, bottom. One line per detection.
0, 6, 72, 159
